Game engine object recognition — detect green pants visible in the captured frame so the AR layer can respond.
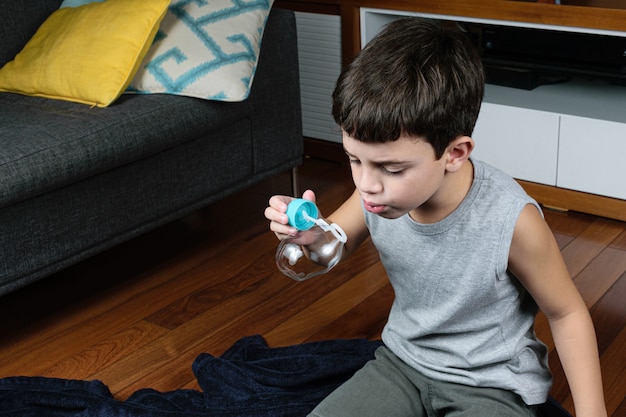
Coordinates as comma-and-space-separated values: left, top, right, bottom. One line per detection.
308, 346, 539, 417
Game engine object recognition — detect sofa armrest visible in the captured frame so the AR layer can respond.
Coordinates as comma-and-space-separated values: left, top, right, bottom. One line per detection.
249, 8, 303, 174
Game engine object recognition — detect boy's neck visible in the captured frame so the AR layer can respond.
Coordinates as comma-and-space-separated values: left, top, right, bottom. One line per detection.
409, 160, 475, 224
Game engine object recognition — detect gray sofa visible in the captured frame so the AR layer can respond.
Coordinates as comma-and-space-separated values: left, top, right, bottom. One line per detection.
0, 1, 303, 296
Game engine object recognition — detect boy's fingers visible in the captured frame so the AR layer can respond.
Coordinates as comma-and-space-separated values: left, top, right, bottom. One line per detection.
301, 189, 316, 203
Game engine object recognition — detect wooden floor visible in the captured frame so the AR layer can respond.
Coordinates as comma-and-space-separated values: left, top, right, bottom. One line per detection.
0, 157, 624, 416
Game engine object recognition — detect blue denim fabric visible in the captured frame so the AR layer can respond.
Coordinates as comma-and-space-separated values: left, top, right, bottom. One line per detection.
0, 336, 382, 417
0, 336, 570, 417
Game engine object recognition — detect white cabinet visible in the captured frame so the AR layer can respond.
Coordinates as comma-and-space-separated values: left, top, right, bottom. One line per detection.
559, 116, 626, 200
474, 104, 626, 200
475, 78, 626, 200
473, 103, 559, 186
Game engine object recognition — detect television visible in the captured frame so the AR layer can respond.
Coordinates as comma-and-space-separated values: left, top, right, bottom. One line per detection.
460, 21, 626, 89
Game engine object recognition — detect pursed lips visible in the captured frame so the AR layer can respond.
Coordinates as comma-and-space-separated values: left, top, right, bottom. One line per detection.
363, 199, 386, 214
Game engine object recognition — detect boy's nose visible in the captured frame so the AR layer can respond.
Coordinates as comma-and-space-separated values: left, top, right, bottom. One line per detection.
357, 169, 383, 195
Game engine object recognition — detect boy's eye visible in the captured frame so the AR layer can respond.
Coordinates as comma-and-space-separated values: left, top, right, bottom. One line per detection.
382, 166, 403, 175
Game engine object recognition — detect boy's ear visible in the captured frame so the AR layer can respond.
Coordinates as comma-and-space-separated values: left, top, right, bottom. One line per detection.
445, 135, 474, 173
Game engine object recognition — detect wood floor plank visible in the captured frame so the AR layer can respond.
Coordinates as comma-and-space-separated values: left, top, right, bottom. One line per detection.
264, 259, 387, 346
560, 218, 625, 277
305, 283, 394, 342
113, 338, 205, 399
543, 209, 595, 236
41, 320, 168, 380
590, 271, 626, 355
0, 225, 240, 371
610, 229, 626, 250
144, 235, 282, 329
613, 397, 625, 417
552, 231, 576, 250
0, 250, 254, 376
534, 312, 554, 352
572, 247, 626, 309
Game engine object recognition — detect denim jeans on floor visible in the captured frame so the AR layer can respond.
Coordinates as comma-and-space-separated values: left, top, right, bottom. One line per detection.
0, 336, 571, 417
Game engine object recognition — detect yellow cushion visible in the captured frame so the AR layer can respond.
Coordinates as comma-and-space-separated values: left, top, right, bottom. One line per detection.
0, 0, 169, 107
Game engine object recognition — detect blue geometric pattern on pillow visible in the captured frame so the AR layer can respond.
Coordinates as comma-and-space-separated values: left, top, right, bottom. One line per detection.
59, 0, 105, 8
127, 0, 274, 102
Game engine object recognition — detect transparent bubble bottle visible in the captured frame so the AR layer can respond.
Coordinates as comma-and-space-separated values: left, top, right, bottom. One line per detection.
276, 199, 347, 281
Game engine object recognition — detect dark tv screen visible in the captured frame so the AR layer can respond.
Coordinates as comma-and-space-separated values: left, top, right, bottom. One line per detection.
460, 21, 626, 89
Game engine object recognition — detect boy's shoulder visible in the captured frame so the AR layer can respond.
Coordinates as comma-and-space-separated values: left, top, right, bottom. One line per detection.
469, 158, 541, 224
472, 158, 532, 202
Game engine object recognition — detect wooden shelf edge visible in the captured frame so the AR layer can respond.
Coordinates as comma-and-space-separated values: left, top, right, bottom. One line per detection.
305, 138, 626, 222
517, 180, 626, 222
276, 0, 626, 32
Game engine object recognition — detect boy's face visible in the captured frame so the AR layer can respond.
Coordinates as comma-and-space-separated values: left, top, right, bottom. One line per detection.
343, 132, 449, 220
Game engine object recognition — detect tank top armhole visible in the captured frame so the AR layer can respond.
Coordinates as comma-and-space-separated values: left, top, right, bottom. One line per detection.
496, 199, 539, 281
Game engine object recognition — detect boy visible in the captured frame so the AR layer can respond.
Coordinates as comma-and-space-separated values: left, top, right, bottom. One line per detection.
265, 18, 606, 417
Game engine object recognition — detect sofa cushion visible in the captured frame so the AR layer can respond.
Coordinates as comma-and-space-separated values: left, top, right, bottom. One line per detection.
0, 0, 169, 107
127, 0, 274, 102
0, 93, 252, 209
0, 0, 62, 68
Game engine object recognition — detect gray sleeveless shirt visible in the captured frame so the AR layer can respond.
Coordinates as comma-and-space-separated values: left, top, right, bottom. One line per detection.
365, 159, 552, 405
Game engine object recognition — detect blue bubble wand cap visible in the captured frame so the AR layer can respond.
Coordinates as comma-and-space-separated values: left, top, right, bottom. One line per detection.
285, 199, 347, 244
286, 199, 319, 231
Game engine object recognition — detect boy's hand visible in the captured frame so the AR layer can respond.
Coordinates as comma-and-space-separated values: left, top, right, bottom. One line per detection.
265, 189, 316, 240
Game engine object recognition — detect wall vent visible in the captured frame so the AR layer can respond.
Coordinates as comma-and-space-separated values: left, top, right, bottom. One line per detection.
295, 12, 343, 143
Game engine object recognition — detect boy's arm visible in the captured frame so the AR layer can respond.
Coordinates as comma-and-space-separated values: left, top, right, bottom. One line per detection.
328, 189, 370, 257
508, 204, 607, 417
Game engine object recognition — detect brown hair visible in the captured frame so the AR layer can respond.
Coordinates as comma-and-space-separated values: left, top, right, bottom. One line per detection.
332, 18, 484, 159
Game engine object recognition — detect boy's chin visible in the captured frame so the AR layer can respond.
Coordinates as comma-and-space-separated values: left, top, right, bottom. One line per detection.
375, 207, 406, 220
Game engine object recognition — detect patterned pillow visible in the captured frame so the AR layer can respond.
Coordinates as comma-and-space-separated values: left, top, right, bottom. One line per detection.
127, 0, 274, 102
59, 0, 105, 7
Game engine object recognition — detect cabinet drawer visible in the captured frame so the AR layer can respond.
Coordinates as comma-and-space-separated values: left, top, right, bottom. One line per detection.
559, 116, 626, 200
472, 103, 560, 185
